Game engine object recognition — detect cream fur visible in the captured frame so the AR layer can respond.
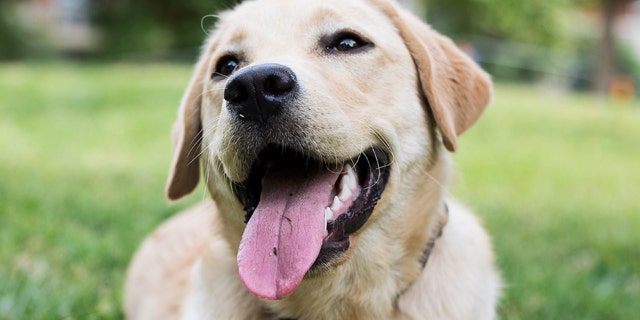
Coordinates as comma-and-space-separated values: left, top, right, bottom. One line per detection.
124, 0, 500, 319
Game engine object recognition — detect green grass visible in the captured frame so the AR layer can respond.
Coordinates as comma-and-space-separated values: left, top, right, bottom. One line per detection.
0, 63, 203, 319
453, 86, 640, 319
1, 63, 638, 319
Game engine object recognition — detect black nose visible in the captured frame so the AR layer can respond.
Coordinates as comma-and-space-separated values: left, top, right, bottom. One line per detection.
224, 63, 298, 123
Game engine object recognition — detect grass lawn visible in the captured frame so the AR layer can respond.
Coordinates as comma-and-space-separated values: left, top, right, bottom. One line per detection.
1, 63, 639, 319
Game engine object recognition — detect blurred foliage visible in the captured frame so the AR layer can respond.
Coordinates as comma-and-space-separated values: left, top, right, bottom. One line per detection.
423, 0, 580, 82
617, 42, 640, 84
0, 3, 41, 59
424, 0, 571, 46
422, 0, 640, 91
571, 36, 640, 91
92, 0, 239, 58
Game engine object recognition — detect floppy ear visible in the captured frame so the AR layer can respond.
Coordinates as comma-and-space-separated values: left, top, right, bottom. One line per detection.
371, 0, 492, 151
165, 53, 209, 200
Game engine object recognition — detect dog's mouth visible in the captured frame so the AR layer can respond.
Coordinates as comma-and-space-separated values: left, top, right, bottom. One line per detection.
232, 144, 390, 300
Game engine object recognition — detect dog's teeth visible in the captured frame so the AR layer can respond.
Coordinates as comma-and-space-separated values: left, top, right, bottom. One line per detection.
340, 175, 349, 196
331, 196, 341, 212
338, 183, 352, 201
344, 164, 357, 190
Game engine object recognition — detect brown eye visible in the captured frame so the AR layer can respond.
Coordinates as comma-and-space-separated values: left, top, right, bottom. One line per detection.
213, 55, 239, 78
326, 32, 371, 53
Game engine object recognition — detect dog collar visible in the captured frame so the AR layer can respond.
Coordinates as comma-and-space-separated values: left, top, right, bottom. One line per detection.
419, 202, 449, 268
387, 202, 448, 311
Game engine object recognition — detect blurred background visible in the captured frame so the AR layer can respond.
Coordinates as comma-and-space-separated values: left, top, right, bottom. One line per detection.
1, 0, 638, 319
3, 0, 640, 96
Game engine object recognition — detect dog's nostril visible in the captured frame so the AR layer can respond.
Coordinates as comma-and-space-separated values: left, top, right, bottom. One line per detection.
224, 81, 248, 103
264, 73, 296, 96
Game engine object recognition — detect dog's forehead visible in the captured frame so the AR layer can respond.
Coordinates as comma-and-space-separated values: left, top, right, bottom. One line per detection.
215, 0, 396, 49
224, 0, 384, 24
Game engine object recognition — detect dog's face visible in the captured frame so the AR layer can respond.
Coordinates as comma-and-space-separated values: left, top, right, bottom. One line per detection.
166, 0, 491, 301
204, 0, 422, 185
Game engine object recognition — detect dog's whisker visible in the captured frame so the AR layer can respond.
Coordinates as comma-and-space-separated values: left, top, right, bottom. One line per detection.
184, 128, 206, 167
190, 115, 232, 184
194, 85, 226, 106
358, 152, 375, 191
415, 164, 450, 197
372, 128, 396, 166
370, 147, 384, 189
186, 114, 222, 167
200, 14, 221, 35
201, 158, 212, 202
211, 72, 231, 79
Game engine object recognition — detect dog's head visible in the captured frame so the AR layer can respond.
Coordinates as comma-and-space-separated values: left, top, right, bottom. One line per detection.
165, 0, 491, 301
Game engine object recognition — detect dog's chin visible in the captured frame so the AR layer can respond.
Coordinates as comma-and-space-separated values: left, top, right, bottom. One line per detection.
231, 144, 391, 273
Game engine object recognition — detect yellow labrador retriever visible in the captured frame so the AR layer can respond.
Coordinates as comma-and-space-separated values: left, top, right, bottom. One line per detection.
124, 0, 501, 318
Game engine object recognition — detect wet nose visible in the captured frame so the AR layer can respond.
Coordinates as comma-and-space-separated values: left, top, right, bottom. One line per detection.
224, 63, 298, 123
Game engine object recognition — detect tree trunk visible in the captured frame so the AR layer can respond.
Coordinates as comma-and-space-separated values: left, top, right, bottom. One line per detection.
593, 0, 619, 95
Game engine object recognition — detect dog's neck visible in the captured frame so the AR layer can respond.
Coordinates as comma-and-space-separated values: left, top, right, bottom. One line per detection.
264, 194, 449, 319
264, 204, 449, 320
256, 152, 452, 319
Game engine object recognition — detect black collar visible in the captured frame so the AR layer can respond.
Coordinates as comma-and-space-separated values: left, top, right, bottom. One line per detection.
418, 202, 449, 268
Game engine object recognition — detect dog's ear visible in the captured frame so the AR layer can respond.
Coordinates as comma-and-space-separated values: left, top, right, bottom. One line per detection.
165, 53, 209, 200
371, 0, 492, 151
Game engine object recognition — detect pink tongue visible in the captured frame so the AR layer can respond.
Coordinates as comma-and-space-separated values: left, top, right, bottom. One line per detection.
237, 165, 341, 300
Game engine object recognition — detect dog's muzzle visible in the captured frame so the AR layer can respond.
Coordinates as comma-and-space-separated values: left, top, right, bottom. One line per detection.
221, 63, 391, 301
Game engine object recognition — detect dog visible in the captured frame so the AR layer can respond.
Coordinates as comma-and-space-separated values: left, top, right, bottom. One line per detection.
124, 0, 501, 318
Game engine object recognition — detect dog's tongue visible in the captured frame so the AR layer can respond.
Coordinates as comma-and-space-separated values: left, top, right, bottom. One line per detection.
237, 165, 341, 300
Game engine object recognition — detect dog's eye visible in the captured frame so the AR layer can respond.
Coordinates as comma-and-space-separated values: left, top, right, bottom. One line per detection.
213, 55, 239, 78
336, 38, 360, 51
326, 32, 371, 53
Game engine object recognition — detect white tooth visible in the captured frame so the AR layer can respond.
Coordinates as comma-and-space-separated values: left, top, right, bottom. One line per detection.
344, 165, 357, 190
331, 196, 341, 212
340, 175, 349, 196
324, 208, 331, 233
339, 184, 352, 201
